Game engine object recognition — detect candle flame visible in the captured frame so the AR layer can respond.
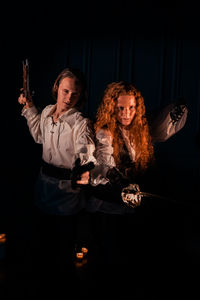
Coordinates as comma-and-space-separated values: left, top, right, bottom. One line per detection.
81, 247, 88, 255
76, 252, 84, 259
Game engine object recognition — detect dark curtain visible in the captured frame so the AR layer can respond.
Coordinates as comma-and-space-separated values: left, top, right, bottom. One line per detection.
1, 1, 199, 228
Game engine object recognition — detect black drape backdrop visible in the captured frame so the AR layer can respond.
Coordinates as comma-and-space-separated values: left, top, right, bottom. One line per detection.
1, 3, 200, 244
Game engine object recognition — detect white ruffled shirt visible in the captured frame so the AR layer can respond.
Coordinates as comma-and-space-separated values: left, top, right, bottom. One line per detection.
22, 105, 96, 169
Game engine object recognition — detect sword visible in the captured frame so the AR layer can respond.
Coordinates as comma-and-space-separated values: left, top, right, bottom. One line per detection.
121, 184, 174, 208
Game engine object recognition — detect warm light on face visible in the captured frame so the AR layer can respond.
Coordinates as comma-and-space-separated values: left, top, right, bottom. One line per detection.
115, 95, 136, 127
57, 77, 81, 112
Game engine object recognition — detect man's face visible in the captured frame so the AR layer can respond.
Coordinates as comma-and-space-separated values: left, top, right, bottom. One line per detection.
115, 95, 136, 127
56, 77, 81, 112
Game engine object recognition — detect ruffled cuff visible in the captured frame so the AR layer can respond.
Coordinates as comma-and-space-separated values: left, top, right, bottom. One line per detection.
21, 105, 38, 118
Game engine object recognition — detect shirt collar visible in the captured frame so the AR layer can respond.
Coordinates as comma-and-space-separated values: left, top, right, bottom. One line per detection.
47, 105, 78, 119
46, 105, 80, 128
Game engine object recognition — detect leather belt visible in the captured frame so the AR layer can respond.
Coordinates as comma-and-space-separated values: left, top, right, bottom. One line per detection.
41, 160, 72, 180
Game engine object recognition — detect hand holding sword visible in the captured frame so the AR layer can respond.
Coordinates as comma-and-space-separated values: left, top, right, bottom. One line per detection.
121, 183, 175, 208
105, 167, 173, 208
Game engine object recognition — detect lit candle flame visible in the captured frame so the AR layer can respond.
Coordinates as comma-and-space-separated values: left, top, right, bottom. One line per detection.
81, 247, 88, 255
76, 252, 84, 260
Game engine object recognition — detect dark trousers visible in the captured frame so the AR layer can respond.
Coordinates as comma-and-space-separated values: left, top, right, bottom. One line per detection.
30, 206, 79, 271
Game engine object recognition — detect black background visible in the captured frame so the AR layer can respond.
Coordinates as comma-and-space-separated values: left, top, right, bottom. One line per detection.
2, 2, 199, 208
0, 2, 200, 296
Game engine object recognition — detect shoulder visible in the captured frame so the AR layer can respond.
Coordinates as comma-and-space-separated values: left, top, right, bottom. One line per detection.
62, 109, 93, 131
96, 128, 113, 143
96, 127, 112, 137
74, 111, 93, 127
75, 110, 88, 122
42, 104, 55, 118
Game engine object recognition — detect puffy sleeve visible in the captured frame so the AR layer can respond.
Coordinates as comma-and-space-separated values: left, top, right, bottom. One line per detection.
73, 117, 96, 166
150, 103, 188, 143
90, 128, 116, 186
21, 105, 43, 144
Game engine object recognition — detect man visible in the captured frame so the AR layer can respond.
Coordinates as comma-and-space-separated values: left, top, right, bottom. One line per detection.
18, 67, 96, 294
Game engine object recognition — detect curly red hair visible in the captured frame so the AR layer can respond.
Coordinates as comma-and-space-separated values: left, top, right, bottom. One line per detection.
94, 81, 154, 172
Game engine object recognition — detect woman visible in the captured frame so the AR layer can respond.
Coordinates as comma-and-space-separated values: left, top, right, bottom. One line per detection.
89, 81, 155, 213
87, 81, 187, 287
89, 81, 188, 212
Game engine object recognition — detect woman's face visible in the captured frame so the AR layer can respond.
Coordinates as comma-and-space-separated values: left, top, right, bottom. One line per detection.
115, 95, 136, 127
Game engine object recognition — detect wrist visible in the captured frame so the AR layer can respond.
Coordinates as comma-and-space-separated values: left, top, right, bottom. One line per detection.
24, 101, 34, 109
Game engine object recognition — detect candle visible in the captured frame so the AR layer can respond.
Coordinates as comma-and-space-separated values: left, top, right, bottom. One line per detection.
0, 233, 6, 244
81, 247, 88, 256
76, 252, 84, 260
